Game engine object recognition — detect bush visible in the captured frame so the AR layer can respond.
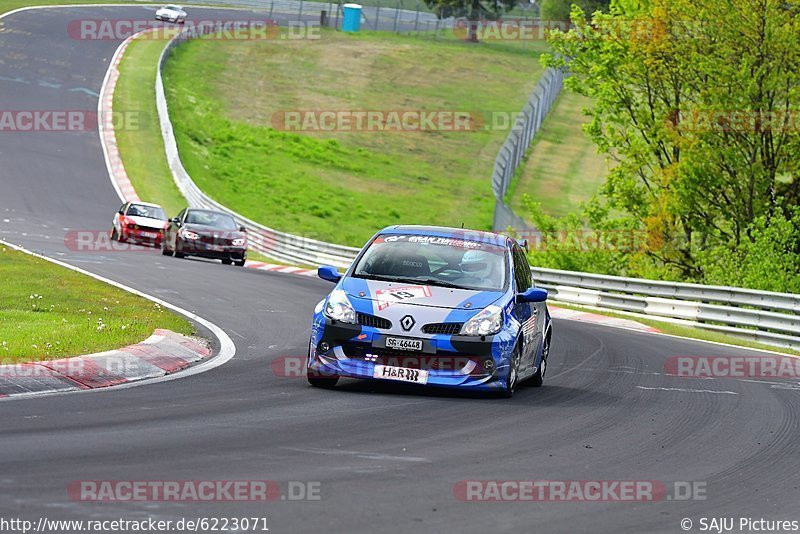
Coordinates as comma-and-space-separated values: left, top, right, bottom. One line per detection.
696, 207, 800, 294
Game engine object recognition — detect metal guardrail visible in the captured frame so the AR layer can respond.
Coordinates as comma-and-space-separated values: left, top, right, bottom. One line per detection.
491, 67, 564, 232
156, 25, 359, 268
531, 267, 800, 349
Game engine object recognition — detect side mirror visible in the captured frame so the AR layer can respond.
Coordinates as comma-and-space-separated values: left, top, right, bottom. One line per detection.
170, 217, 180, 224
118, 208, 125, 215
239, 225, 247, 232
517, 287, 547, 303
318, 265, 342, 283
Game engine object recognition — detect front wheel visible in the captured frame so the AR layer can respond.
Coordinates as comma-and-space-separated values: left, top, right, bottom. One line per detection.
307, 372, 339, 388
222, 259, 233, 265
500, 343, 522, 398
530, 334, 550, 388
234, 258, 246, 267
174, 239, 186, 258
161, 239, 173, 256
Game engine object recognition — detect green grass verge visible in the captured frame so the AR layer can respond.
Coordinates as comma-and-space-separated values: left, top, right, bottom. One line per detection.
160, 29, 547, 246
551, 301, 800, 357
508, 90, 608, 218
114, 30, 188, 217
0, 246, 194, 363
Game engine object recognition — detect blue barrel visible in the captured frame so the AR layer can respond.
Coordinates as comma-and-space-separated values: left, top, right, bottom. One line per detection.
342, 3, 362, 32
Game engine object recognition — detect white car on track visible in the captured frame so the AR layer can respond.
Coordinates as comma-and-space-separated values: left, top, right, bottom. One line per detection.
155, 5, 187, 24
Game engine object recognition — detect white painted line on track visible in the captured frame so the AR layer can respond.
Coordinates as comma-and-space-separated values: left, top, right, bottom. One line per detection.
635, 386, 738, 395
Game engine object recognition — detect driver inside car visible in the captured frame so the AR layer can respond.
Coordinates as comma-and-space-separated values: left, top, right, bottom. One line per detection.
456, 249, 500, 289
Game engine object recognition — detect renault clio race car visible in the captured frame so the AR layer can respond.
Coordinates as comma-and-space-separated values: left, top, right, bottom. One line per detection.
308, 225, 552, 397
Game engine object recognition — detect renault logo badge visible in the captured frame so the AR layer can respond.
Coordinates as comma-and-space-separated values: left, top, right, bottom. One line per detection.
400, 315, 415, 331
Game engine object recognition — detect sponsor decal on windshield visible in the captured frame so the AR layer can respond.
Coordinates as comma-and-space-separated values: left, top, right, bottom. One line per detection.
375, 285, 432, 311
382, 235, 486, 249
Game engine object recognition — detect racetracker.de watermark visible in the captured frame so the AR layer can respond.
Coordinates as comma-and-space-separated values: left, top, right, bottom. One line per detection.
0, 357, 150, 379
271, 110, 482, 132
453, 19, 569, 41
453, 480, 707, 502
67, 19, 319, 40
67, 480, 321, 501
0, 110, 143, 132
273, 355, 490, 377
514, 229, 654, 253
670, 109, 800, 133
665, 356, 800, 379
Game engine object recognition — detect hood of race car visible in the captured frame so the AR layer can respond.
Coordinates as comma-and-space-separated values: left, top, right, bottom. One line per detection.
340, 277, 504, 312
123, 215, 166, 230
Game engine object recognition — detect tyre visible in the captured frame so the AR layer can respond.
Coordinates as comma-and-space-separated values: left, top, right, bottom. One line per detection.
500, 343, 522, 398
161, 239, 173, 256
530, 333, 550, 388
307, 372, 339, 388
110, 227, 118, 241
174, 239, 186, 259
234, 258, 246, 267
222, 259, 233, 265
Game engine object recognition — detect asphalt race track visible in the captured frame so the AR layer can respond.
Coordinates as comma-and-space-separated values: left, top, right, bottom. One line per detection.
1, 7, 799, 533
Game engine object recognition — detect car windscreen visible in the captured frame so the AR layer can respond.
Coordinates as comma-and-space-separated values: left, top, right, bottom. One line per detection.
352, 234, 508, 291
127, 204, 166, 220
184, 210, 237, 230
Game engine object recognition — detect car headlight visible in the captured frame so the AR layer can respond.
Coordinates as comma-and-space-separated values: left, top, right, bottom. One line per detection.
232, 238, 246, 246
323, 289, 357, 324
180, 230, 199, 240
460, 305, 504, 336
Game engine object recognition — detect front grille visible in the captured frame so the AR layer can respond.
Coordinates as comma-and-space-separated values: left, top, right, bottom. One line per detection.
199, 234, 232, 245
342, 343, 486, 374
421, 322, 463, 335
357, 313, 391, 329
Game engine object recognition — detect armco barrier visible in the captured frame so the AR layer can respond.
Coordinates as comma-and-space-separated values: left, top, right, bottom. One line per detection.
532, 268, 800, 349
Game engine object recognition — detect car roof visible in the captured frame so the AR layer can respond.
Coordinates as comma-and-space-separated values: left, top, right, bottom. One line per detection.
128, 201, 163, 209
378, 225, 511, 247
185, 208, 232, 216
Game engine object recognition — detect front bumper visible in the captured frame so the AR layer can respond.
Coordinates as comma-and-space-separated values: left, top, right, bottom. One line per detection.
122, 227, 163, 246
308, 317, 515, 391
177, 239, 246, 260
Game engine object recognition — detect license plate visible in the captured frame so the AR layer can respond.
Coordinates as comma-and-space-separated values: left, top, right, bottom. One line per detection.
373, 365, 428, 384
140, 231, 157, 238
385, 337, 423, 351
207, 244, 224, 251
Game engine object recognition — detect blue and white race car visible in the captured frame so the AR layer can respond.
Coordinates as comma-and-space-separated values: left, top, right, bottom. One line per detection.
307, 225, 552, 397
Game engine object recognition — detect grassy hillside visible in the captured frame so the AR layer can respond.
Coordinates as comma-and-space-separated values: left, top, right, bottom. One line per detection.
162, 30, 546, 245
508, 91, 608, 218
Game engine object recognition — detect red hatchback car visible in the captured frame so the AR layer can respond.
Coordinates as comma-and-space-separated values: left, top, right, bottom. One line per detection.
110, 201, 168, 247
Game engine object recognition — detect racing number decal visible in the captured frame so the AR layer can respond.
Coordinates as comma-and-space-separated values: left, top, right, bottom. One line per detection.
375, 285, 432, 311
